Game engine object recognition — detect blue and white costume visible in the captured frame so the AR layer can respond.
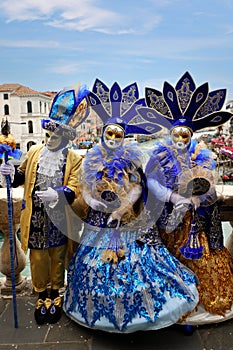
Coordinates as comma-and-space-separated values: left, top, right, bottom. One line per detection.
63, 80, 199, 333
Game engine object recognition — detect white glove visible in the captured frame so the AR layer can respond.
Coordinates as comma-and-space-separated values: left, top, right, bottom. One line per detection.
35, 187, 58, 208
107, 184, 142, 230
170, 192, 192, 213
147, 178, 172, 202
89, 198, 107, 211
0, 162, 15, 176
107, 211, 122, 229
82, 191, 107, 211
0, 162, 15, 186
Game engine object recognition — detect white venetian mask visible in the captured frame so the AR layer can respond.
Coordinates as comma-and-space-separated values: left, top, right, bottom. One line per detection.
103, 124, 125, 150
171, 126, 192, 150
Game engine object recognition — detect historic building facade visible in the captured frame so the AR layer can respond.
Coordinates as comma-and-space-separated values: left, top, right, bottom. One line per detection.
0, 83, 55, 154
0, 83, 104, 154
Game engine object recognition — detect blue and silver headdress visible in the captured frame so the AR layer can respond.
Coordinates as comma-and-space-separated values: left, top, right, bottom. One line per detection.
140, 72, 233, 261
42, 83, 90, 140
88, 79, 162, 135
138, 71, 233, 133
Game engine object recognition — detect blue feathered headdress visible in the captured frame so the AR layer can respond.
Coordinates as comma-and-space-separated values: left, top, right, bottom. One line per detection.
138, 71, 233, 133
88, 79, 163, 135
42, 83, 90, 140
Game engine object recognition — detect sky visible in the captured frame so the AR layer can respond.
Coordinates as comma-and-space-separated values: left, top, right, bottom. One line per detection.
1, 0, 233, 103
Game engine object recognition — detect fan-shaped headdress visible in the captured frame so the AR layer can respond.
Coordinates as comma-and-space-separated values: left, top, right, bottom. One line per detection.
138, 71, 233, 133
42, 83, 90, 140
88, 79, 163, 135
139, 72, 233, 261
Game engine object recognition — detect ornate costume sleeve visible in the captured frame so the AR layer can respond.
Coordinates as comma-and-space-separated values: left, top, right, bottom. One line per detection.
53, 149, 82, 207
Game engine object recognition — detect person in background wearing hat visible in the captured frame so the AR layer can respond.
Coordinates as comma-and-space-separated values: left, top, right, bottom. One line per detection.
0, 84, 89, 325
0, 118, 22, 165
63, 79, 199, 333
138, 72, 233, 326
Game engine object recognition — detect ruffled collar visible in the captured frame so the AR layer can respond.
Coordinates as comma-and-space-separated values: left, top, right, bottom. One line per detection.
37, 146, 65, 177
82, 144, 142, 185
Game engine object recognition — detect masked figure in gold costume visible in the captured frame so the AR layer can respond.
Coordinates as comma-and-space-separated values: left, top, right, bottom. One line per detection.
138, 71, 233, 325
0, 84, 89, 325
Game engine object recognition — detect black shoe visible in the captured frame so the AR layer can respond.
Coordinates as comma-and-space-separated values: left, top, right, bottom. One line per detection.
34, 298, 49, 325
48, 296, 62, 324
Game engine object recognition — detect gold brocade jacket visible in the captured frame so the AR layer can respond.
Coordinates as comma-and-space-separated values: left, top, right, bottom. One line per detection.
16, 144, 82, 253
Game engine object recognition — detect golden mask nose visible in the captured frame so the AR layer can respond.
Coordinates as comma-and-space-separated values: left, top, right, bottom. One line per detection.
108, 133, 117, 140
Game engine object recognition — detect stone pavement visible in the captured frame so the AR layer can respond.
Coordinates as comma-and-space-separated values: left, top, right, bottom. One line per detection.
1, 279, 233, 350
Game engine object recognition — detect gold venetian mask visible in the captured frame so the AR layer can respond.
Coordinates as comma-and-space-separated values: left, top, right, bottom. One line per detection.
171, 126, 192, 150
103, 124, 124, 149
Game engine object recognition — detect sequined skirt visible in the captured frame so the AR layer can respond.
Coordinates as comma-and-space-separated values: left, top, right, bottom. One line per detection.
63, 226, 199, 333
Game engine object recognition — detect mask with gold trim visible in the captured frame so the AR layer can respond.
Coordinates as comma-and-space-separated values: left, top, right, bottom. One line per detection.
171, 126, 192, 150
103, 124, 125, 149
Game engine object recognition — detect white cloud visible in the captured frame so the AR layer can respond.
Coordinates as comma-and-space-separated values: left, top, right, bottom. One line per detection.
46, 59, 97, 74
0, 0, 162, 34
0, 0, 118, 24
48, 62, 83, 74
117, 36, 233, 60
0, 39, 60, 48
0, 33, 231, 62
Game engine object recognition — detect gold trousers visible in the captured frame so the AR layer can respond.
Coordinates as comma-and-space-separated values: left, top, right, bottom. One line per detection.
30, 244, 67, 293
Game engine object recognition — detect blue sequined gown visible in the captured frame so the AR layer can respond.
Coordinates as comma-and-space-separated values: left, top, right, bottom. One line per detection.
63, 144, 199, 333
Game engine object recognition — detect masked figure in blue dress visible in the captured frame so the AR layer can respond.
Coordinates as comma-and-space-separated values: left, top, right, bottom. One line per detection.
63, 79, 199, 333
138, 71, 233, 325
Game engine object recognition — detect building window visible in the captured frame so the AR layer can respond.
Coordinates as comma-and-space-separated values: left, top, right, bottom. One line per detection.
27, 101, 32, 113
28, 120, 33, 134
3, 93, 8, 100
4, 104, 9, 115
27, 141, 36, 151
44, 103, 47, 113
39, 101, 42, 113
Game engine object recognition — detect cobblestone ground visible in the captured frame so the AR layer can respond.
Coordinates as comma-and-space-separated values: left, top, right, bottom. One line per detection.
1, 278, 233, 350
